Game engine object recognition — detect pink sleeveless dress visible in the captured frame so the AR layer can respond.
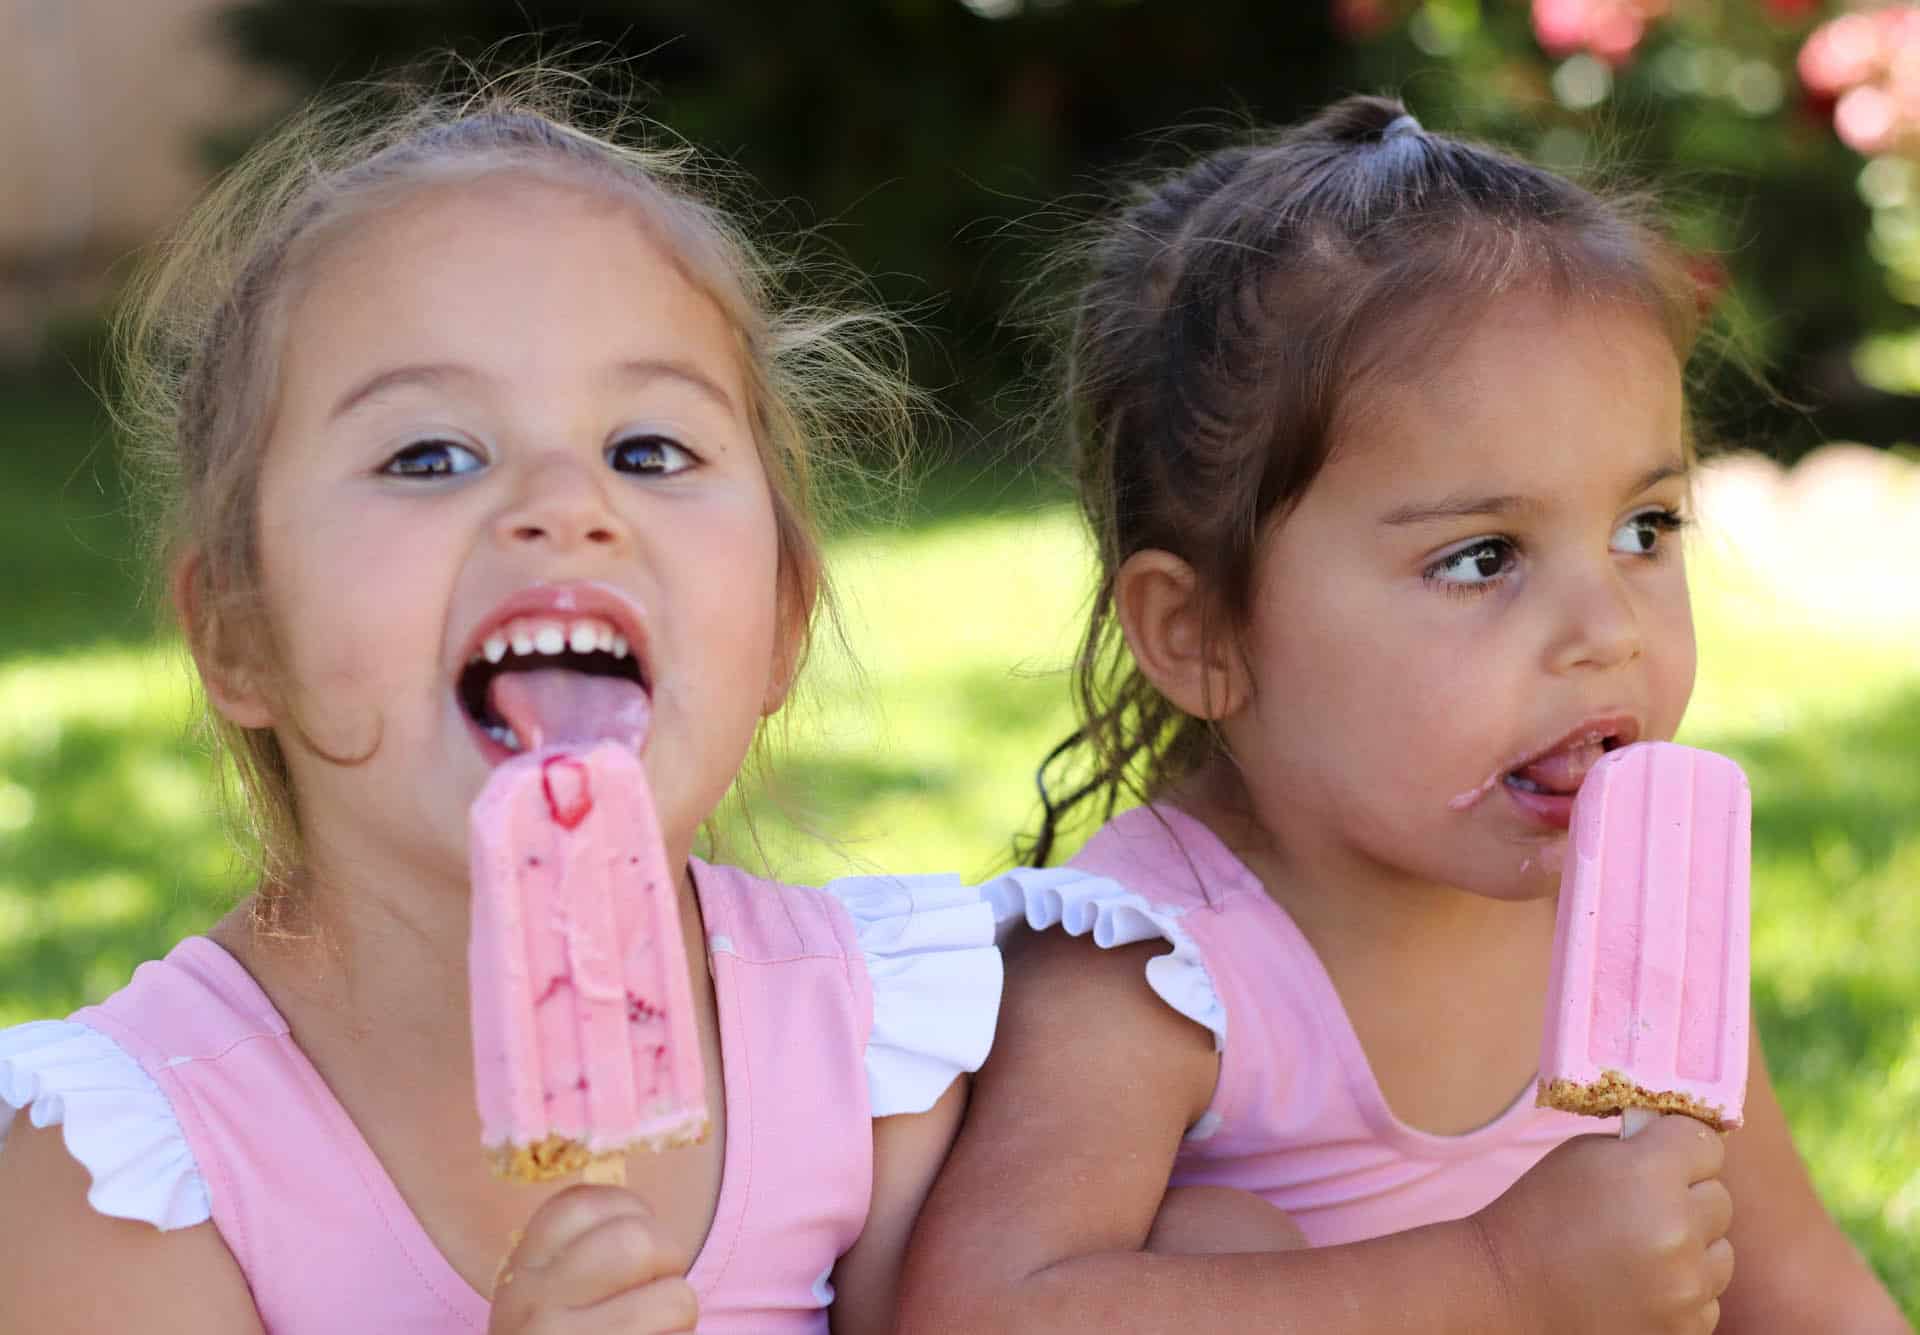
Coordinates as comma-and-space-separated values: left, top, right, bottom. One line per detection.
0, 861, 999, 1332
985, 804, 1616, 1246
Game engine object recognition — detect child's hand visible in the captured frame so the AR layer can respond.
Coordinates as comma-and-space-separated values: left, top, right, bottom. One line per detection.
1477, 1115, 1734, 1334
487, 1185, 698, 1334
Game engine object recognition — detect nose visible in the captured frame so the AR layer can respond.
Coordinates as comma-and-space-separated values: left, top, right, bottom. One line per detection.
1547, 559, 1643, 674
494, 450, 628, 553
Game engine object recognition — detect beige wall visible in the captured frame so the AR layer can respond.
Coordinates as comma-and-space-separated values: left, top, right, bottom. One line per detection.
0, 0, 284, 359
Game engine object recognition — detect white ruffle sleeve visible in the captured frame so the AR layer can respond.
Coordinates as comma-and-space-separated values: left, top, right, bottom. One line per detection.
980, 866, 1227, 1051
0, 1019, 211, 1230
819, 874, 1004, 1117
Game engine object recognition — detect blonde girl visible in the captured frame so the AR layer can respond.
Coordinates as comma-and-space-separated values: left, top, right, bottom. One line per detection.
0, 66, 1002, 1335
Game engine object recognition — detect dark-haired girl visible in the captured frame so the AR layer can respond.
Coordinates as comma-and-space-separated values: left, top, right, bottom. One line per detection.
899, 97, 1906, 1333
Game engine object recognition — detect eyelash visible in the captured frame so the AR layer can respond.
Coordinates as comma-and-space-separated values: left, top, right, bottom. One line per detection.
376, 434, 699, 480
380, 438, 482, 479
606, 435, 696, 476
1615, 506, 1688, 553
1422, 508, 1689, 598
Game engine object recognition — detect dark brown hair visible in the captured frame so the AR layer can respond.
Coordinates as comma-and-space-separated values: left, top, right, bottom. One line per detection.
1026, 94, 1704, 865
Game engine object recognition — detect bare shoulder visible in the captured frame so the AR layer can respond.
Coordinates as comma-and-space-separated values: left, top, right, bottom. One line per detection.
0, 1119, 264, 1335
1715, 1024, 1910, 1333
997, 924, 1219, 1101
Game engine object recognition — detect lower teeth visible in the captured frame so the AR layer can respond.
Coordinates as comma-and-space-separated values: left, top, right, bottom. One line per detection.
1506, 774, 1543, 794
485, 723, 522, 752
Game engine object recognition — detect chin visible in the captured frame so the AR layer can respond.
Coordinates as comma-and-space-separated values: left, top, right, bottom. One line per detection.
1487, 839, 1568, 901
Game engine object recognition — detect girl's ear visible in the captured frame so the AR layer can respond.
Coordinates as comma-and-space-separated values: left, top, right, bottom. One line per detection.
172, 550, 275, 729
761, 558, 816, 717
1114, 549, 1248, 722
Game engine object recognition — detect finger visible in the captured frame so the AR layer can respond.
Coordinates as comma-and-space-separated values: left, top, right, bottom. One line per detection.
1705, 1236, 1735, 1299
542, 1211, 690, 1309
576, 1277, 700, 1334
1688, 1177, 1733, 1243
1698, 1296, 1722, 1332
1639, 1115, 1726, 1183
510, 1185, 653, 1272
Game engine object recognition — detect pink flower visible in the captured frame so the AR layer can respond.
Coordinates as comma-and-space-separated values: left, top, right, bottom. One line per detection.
1799, 5, 1920, 157
1531, 0, 1668, 67
1835, 83, 1899, 153
1798, 13, 1883, 95
1534, 0, 1591, 57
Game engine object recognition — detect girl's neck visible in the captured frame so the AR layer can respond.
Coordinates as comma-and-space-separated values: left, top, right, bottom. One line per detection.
209, 857, 469, 1063
1168, 763, 1559, 1137
213, 831, 709, 1042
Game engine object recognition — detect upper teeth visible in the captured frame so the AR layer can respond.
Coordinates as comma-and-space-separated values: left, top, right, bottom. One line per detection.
476, 616, 631, 666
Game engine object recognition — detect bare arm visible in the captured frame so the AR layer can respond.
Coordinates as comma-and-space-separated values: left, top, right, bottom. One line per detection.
1715, 1024, 1911, 1333
893, 930, 1523, 1334
1146, 1185, 1308, 1255
0, 1119, 265, 1335
829, 1075, 969, 1335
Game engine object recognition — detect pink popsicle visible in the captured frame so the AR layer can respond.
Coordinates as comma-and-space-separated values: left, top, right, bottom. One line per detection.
468, 741, 708, 1182
1537, 741, 1751, 1132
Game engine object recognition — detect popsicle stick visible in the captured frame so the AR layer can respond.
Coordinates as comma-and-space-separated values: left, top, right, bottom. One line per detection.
1620, 1107, 1659, 1139
583, 1156, 627, 1186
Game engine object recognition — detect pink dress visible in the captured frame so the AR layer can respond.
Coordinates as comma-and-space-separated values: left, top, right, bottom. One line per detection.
0, 861, 999, 1332
985, 805, 1616, 1246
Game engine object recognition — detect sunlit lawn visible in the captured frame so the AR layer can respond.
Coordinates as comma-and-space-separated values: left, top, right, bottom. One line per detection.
1, 382, 1914, 1316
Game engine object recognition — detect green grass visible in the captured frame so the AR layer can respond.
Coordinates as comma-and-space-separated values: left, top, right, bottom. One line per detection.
0, 379, 1914, 1317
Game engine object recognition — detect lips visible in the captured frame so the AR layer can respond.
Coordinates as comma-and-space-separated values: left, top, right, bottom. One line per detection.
1500, 717, 1640, 828
1449, 715, 1642, 826
453, 583, 653, 760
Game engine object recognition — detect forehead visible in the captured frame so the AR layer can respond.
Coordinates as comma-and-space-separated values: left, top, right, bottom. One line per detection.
1323, 292, 1686, 503
276, 173, 749, 411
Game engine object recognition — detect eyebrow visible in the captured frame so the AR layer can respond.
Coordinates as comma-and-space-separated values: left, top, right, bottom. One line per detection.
1378, 459, 1688, 527
330, 363, 474, 422
329, 357, 739, 422
609, 358, 738, 415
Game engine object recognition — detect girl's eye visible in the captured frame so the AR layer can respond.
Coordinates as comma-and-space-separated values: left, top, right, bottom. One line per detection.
1427, 537, 1515, 589
381, 439, 482, 478
608, 435, 695, 476
1611, 508, 1686, 556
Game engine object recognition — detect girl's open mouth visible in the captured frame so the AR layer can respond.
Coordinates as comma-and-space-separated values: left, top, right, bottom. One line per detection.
455, 586, 655, 761
1450, 715, 1641, 827
1497, 720, 1638, 828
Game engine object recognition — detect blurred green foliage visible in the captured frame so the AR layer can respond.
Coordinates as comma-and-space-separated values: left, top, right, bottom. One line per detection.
212, 0, 1353, 438
1342, 0, 1920, 446
207, 0, 1916, 458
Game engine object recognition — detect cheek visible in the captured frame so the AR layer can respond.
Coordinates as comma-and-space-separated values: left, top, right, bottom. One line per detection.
688, 499, 786, 688
255, 495, 448, 692
1652, 586, 1699, 727
1246, 607, 1425, 765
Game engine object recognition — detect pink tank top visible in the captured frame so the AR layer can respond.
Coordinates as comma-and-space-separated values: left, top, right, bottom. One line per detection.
1069, 805, 1614, 1246
68, 859, 872, 1332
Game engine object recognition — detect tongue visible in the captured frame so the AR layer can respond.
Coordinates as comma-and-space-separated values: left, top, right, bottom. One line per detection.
1513, 737, 1608, 795
489, 668, 652, 752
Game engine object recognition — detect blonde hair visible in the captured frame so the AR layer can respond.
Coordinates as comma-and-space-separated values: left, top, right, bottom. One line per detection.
112, 58, 916, 889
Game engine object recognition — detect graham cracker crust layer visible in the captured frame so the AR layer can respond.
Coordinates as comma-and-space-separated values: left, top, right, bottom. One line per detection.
1537, 1071, 1736, 1132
